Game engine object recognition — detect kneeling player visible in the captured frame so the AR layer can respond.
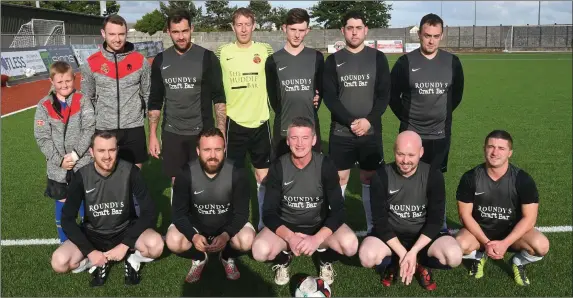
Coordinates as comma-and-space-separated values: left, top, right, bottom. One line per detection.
252, 117, 358, 286
359, 131, 462, 291
167, 128, 255, 283
51, 131, 164, 287
455, 130, 549, 286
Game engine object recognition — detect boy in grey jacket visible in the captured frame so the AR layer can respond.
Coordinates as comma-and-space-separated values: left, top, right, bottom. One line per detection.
34, 61, 95, 244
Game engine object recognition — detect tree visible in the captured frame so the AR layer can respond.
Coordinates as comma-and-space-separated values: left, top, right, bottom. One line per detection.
205, 0, 235, 31
267, 6, 288, 31
247, 0, 271, 30
5, 1, 120, 16
133, 9, 164, 36
159, 1, 209, 31
309, 1, 392, 29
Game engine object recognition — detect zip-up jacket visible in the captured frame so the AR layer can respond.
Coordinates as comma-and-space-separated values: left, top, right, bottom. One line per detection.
81, 42, 151, 130
34, 90, 95, 183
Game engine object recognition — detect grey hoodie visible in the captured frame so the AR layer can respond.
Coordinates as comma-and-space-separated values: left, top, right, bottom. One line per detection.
80, 42, 151, 130
34, 90, 95, 183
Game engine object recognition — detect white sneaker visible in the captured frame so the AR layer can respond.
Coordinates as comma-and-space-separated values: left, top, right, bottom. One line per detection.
272, 263, 290, 286
319, 262, 336, 285
72, 258, 92, 273
185, 253, 208, 283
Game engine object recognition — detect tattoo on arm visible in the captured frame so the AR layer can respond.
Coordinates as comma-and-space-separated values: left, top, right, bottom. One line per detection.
148, 112, 160, 124
215, 103, 227, 134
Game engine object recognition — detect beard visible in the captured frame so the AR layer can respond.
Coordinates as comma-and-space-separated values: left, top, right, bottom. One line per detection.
199, 156, 224, 174
173, 40, 191, 53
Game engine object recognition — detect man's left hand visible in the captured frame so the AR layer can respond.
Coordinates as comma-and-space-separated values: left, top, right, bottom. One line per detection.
313, 90, 319, 108
350, 118, 371, 136
485, 240, 508, 259
104, 243, 130, 262
295, 233, 323, 256
207, 232, 230, 252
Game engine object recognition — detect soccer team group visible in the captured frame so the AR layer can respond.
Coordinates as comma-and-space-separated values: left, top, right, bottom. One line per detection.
33, 6, 550, 292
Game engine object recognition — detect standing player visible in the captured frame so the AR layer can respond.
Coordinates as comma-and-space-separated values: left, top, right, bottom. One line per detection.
34, 61, 94, 244
389, 13, 464, 230
266, 8, 324, 159
359, 131, 462, 291
323, 11, 391, 233
252, 117, 358, 286
148, 10, 226, 196
455, 130, 549, 286
166, 128, 255, 283
216, 8, 274, 231
81, 14, 151, 168
51, 131, 164, 287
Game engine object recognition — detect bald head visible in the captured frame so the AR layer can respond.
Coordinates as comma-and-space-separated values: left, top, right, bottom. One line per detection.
394, 131, 424, 177
395, 131, 422, 151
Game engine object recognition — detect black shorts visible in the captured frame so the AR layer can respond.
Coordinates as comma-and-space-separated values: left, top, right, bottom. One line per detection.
271, 135, 322, 161
161, 130, 198, 177
329, 134, 384, 171
225, 118, 271, 169
421, 137, 450, 173
83, 226, 131, 253
97, 127, 148, 164
44, 178, 69, 201
482, 228, 512, 242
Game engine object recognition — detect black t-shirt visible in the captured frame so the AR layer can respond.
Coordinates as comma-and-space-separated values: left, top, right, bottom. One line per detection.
265, 47, 324, 137
389, 48, 464, 139
322, 46, 391, 137
148, 45, 225, 135
172, 159, 249, 240
456, 163, 539, 236
62, 160, 156, 256
370, 162, 445, 242
263, 151, 345, 234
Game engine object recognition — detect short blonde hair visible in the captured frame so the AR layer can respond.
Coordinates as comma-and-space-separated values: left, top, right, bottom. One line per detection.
232, 7, 255, 24
49, 61, 74, 80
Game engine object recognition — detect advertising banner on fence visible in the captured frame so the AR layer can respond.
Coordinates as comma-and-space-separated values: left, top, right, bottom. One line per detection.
71, 44, 100, 66
405, 43, 420, 52
38, 45, 79, 70
154, 41, 164, 54
133, 41, 163, 57
364, 40, 375, 48
376, 40, 404, 53
327, 41, 346, 53
1, 50, 48, 78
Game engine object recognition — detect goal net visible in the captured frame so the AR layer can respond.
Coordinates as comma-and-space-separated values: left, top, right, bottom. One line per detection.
9, 19, 66, 48
504, 24, 572, 53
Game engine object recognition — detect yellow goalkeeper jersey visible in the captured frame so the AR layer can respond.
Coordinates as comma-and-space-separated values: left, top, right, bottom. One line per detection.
216, 41, 274, 128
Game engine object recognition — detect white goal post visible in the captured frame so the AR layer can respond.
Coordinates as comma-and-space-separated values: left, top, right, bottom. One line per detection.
504, 24, 572, 53
9, 19, 66, 48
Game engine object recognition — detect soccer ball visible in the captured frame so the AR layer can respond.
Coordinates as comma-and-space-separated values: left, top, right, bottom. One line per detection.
294, 276, 331, 297
24, 68, 36, 78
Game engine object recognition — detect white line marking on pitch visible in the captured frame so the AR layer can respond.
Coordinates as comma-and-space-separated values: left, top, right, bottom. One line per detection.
1, 105, 36, 118
2, 226, 571, 246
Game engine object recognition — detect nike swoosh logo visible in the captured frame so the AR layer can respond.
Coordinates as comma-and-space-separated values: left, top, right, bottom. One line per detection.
284, 180, 294, 186
162, 65, 170, 70
278, 66, 287, 71
86, 188, 96, 194
475, 192, 485, 195
412, 68, 421, 72
336, 62, 345, 67
194, 190, 204, 195
389, 189, 399, 194
226, 57, 234, 60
